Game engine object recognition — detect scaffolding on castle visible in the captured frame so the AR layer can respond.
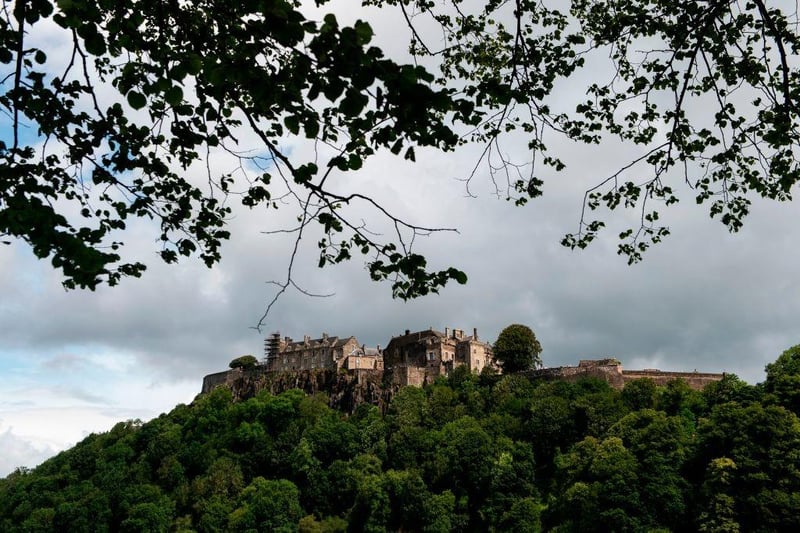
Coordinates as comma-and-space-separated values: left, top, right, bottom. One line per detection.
264, 332, 281, 368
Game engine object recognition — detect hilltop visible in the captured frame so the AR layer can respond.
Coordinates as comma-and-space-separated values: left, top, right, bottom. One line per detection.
1, 345, 799, 531
203, 326, 726, 414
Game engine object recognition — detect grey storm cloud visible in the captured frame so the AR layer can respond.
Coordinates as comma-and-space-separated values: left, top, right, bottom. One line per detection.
3, 130, 799, 389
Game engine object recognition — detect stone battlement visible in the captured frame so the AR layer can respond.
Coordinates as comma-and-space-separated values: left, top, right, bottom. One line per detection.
621, 369, 725, 389
525, 360, 724, 390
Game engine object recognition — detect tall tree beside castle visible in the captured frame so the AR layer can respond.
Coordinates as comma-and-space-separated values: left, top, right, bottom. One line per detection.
493, 324, 543, 373
764, 344, 800, 416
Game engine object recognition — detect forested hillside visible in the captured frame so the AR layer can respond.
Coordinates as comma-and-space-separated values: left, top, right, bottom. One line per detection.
3, 347, 800, 532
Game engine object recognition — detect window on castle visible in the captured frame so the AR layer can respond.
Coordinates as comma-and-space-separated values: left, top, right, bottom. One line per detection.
428, 352, 435, 361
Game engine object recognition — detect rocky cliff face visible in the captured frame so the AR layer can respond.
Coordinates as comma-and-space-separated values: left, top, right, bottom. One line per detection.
200, 359, 724, 412
201, 368, 399, 414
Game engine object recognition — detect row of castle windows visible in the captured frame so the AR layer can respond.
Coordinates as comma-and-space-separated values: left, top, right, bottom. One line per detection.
429, 348, 482, 361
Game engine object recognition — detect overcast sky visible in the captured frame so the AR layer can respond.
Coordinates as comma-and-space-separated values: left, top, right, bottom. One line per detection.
2, 2, 799, 476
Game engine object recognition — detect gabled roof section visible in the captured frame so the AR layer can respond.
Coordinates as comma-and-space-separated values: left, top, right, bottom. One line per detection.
385, 328, 445, 349
334, 336, 357, 347
282, 334, 358, 352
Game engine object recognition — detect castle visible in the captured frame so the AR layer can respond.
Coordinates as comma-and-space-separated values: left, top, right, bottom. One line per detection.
261, 326, 491, 386
201, 327, 726, 405
263, 332, 383, 373
239, 326, 724, 390
382, 327, 495, 386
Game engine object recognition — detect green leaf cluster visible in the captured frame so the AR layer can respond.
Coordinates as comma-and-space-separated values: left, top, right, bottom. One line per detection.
1, 0, 473, 298
373, 1, 800, 264
3, 1, 800, 298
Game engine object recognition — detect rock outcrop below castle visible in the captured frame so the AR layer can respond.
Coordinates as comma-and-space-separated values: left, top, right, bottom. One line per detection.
201, 358, 725, 413
202, 367, 395, 414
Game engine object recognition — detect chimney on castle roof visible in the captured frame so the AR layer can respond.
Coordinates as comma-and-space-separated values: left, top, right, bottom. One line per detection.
304, 335, 310, 344
473, 327, 478, 340
445, 327, 450, 337
377, 344, 381, 353
405, 329, 410, 336
322, 332, 328, 340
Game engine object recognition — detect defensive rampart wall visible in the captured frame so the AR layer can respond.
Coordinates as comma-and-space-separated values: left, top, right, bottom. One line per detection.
621, 370, 725, 390
201, 370, 239, 393
524, 360, 723, 391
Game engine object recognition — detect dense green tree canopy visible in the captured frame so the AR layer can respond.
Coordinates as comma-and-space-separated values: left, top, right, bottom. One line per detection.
493, 323, 543, 372
2, 1, 799, 309
3, 346, 800, 531
764, 344, 800, 415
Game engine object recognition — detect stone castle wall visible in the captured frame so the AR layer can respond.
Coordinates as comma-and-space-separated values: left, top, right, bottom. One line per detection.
621, 370, 725, 390
524, 361, 723, 391
527, 363, 626, 388
201, 370, 239, 393
384, 366, 430, 388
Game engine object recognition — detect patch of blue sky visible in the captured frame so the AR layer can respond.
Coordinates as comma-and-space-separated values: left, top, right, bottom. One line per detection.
240, 145, 290, 175
0, 347, 143, 416
0, 114, 45, 149
0, 344, 130, 385
0, 110, 141, 216
0, 349, 35, 375
0, 71, 49, 149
